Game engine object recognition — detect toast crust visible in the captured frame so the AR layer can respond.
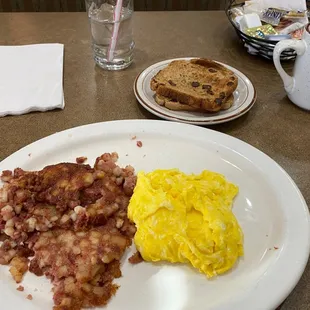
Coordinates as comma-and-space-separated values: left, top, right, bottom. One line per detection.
155, 94, 234, 112
151, 58, 238, 112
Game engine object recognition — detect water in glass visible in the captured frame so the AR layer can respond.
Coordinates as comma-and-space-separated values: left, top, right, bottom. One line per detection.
86, 1, 134, 70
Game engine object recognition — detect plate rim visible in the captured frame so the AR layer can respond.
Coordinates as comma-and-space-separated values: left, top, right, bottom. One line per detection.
134, 57, 257, 125
0, 119, 309, 310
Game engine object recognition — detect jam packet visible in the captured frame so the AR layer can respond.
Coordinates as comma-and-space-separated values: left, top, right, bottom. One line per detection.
280, 10, 308, 28
278, 22, 305, 35
274, 18, 294, 32
230, 7, 244, 20
260, 8, 288, 26
230, 7, 245, 28
291, 27, 305, 39
245, 24, 277, 38
283, 10, 307, 19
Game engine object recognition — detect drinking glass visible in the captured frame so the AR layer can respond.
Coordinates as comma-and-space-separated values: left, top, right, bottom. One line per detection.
85, 0, 134, 70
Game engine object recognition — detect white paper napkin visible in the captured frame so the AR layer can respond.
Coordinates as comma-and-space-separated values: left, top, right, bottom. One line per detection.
263, 0, 307, 11
0, 43, 64, 117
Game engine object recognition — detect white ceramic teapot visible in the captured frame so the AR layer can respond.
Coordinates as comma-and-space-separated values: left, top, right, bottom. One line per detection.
273, 24, 310, 110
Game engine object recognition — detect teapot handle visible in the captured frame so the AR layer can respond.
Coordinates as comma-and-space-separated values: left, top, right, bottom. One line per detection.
273, 40, 307, 94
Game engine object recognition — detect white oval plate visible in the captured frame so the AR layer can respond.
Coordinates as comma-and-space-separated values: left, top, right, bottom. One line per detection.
134, 58, 257, 125
0, 120, 309, 310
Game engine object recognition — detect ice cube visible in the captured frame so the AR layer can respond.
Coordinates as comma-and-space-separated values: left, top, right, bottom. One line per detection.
89, 2, 115, 22
88, 2, 115, 45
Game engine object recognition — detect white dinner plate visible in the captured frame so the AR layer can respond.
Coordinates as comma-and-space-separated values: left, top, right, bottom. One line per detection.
134, 58, 257, 125
0, 120, 309, 310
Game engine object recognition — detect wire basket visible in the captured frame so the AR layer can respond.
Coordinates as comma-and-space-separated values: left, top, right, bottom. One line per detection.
226, 0, 298, 61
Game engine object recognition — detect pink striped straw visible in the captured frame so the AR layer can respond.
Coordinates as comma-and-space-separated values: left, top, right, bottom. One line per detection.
107, 0, 123, 62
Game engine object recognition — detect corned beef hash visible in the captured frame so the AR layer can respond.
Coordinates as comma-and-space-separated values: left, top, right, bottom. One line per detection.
0, 153, 138, 310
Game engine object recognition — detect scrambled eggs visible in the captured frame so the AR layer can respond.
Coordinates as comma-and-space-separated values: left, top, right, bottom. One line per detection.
128, 169, 243, 278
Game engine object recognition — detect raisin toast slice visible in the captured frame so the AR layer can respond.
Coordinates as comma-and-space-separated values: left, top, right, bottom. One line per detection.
150, 58, 238, 112
155, 94, 234, 112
